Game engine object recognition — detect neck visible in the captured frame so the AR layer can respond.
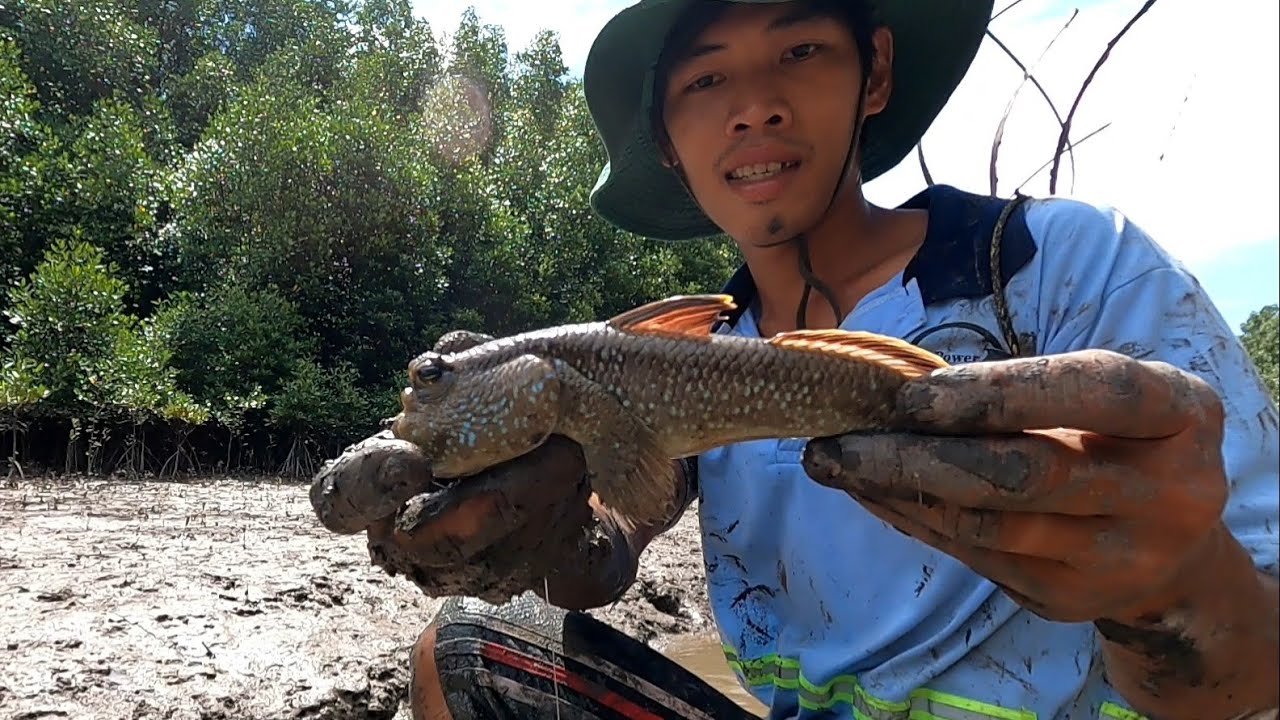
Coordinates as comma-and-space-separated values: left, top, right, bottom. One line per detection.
737, 184, 928, 335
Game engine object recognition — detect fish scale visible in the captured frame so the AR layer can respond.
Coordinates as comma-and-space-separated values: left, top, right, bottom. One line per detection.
391, 294, 949, 529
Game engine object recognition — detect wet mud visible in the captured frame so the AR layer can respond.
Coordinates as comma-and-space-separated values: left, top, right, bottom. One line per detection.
0, 476, 722, 719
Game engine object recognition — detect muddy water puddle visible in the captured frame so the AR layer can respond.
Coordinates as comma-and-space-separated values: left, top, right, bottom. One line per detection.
659, 633, 767, 715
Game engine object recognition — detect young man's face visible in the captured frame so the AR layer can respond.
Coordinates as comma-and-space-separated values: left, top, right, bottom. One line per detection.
658, 2, 890, 246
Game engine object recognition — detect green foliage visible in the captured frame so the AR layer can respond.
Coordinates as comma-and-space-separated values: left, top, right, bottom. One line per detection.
0, 39, 39, 157
1, 0, 160, 117
346, 0, 441, 112
5, 238, 135, 410
0, 0, 743, 477
1241, 304, 1278, 402
154, 282, 311, 422
97, 314, 205, 427
4, 237, 200, 450
170, 73, 450, 385
270, 359, 382, 444
0, 355, 49, 414
17, 97, 171, 309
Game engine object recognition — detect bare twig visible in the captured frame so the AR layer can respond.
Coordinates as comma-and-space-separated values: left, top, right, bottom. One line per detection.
1158, 70, 1198, 162
159, 424, 200, 479
1017, 122, 1112, 192
108, 612, 216, 659
983, 30, 1075, 188
989, 11, 1078, 195
986, 31, 1069, 128
1049, 0, 1161, 193
5, 456, 24, 483
280, 436, 318, 479
917, 141, 935, 185
991, 0, 1031, 22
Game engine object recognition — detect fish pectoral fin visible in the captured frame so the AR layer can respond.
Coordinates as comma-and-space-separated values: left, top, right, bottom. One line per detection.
433, 329, 496, 354
768, 329, 950, 379
550, 361, 679, 533
606, 294, 737, 340
583, 428, 677, 536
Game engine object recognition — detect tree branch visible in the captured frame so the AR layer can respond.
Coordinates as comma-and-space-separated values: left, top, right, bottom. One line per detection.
1049, 0, 1161, 193
1017, 122, 1111, 193
991, 0, 1031, 22
988, 11, 1078, 195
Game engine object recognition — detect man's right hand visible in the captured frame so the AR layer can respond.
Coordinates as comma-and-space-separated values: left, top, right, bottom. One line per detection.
309, 431, 641, 609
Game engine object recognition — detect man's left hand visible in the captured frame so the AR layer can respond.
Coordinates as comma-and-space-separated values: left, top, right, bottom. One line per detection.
802, 349, 1232, 625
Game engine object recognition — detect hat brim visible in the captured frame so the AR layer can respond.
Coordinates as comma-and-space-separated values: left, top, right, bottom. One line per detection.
584, 0, 995, 241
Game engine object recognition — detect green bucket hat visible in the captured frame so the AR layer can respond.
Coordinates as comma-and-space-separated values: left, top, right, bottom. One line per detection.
584, 0, 995, 241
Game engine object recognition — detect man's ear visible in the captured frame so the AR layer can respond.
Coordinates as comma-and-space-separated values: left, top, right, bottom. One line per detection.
650, 108, 680, 167
864, 27, 895, 117
656, 133, 680, 168
658, 135, 692, 187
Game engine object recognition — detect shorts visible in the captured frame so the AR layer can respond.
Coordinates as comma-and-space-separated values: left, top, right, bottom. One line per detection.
430, 592, 761, 719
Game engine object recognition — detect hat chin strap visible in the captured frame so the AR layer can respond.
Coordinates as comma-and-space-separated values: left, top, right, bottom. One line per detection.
770, 73, 870, 330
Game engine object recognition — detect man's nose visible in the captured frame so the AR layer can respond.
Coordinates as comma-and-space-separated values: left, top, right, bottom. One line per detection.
726, 94, 792, 135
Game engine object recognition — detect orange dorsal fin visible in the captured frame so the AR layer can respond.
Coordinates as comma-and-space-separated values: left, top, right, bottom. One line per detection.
607, 294, 737, 339
768, 329, 950, 379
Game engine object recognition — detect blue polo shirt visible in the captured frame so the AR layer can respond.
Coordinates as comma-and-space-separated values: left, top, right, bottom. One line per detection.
694, 184, 1279, 720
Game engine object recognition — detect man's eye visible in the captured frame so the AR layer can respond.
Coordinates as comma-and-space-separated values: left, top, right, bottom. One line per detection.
687, 74, 719, 91
785, 43, 820, 60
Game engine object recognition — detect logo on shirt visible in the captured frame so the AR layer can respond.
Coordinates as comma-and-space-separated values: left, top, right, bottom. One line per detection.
908, 322, 1017, 364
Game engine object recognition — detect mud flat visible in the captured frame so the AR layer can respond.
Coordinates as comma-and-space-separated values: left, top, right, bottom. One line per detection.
0, 475, 721, 719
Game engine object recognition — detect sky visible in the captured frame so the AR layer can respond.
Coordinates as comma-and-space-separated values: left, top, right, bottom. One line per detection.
410, 0, 1279, 331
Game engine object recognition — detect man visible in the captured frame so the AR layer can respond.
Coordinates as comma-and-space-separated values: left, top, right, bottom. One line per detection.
312, 1, 1279, 718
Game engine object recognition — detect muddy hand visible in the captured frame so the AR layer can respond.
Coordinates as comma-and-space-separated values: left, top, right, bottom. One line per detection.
310, 431, 601, 604
311, 430, 440, 535
802, 349, 1233, 625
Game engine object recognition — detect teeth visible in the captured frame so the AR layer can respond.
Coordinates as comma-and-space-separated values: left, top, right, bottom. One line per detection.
730, 161, 795, 180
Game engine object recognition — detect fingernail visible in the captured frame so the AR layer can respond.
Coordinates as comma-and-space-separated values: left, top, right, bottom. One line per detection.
802, 436, 848, 482
833, 435, 867, 476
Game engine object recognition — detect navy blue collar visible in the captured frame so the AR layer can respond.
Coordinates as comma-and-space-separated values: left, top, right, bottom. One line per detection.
716, 184, 1037, 328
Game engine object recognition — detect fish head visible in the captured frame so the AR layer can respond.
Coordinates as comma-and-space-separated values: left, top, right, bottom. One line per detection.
392, 350, 461, 462
392, 350, 563, 479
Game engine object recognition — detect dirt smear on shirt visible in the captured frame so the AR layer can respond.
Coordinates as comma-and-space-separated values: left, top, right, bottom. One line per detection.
0, 475, 721, 720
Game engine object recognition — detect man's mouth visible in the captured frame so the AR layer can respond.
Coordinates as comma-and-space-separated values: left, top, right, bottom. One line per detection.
726, 160, 800, 182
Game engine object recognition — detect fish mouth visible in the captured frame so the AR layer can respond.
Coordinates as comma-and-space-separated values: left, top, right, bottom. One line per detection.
399, 387, 422, 414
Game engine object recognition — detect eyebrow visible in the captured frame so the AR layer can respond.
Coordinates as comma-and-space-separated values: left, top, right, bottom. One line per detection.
678, 8, 830, 63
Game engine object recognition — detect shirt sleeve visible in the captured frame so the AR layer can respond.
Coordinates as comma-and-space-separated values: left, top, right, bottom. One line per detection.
1024, 198, 1279, 577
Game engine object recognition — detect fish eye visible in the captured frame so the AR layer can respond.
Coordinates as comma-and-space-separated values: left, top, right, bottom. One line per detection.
415, 364, 443, 383
410, 353, 451, 387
